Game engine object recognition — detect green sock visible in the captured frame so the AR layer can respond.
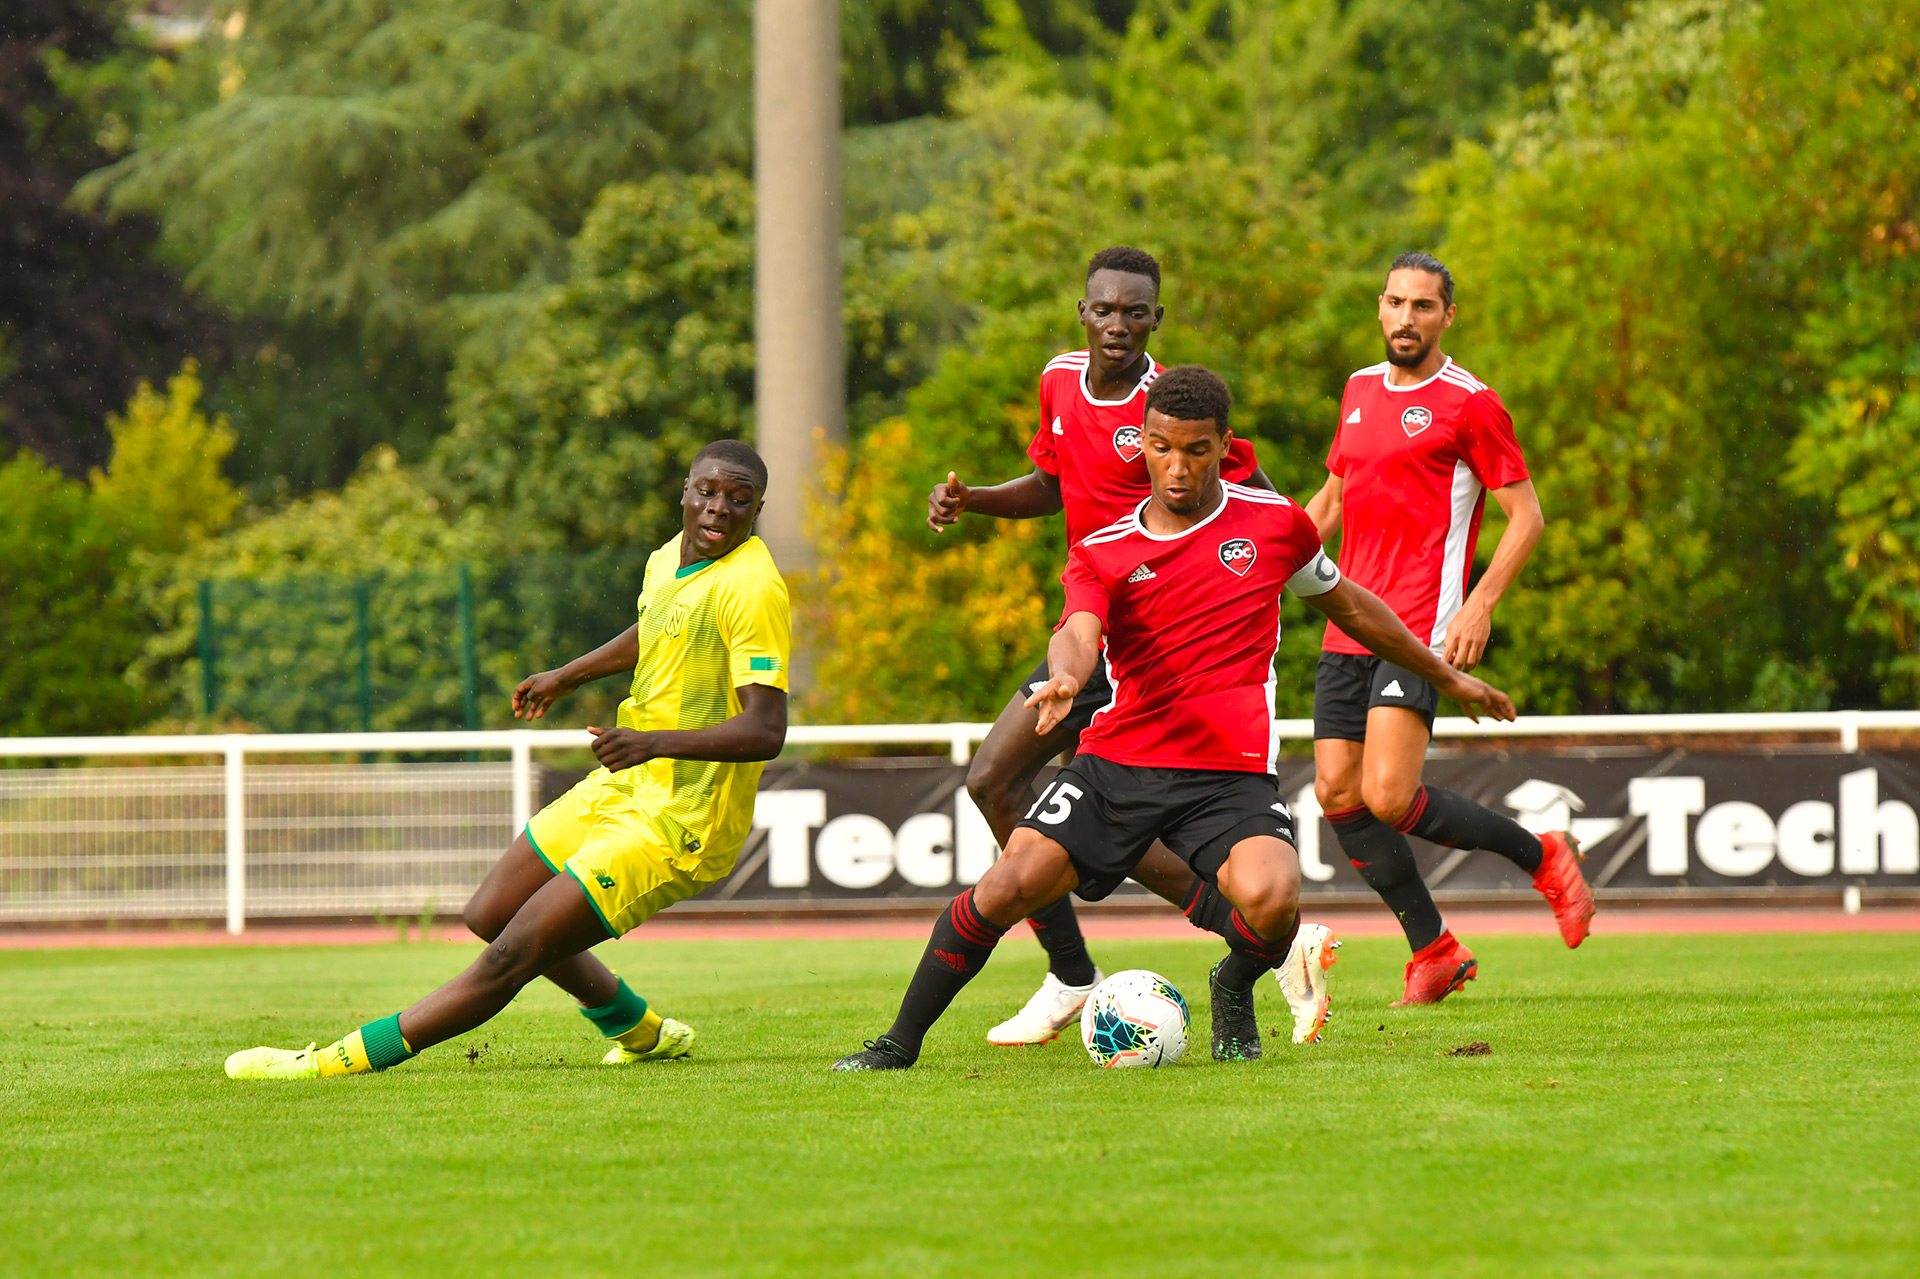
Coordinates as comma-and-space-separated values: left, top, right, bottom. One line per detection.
359, 1013, 417, 1071
579, 978, 648, 1039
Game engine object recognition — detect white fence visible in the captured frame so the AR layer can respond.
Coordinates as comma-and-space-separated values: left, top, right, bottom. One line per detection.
3, 712, 1917, 932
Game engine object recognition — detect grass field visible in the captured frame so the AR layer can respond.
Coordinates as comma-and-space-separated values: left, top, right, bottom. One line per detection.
4, 931, 1918, 1276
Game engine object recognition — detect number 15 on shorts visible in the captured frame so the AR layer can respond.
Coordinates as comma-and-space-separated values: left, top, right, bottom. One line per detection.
1026, 780, 1084, 825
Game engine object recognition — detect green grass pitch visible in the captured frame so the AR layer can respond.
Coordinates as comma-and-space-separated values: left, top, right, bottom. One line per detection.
3, 932, 1917, 1276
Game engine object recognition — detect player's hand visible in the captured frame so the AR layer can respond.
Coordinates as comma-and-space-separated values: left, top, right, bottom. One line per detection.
588, 726, 656, 770
513, 668, 575, 720
1023, 675, 1081, 735
1441, 672, 1515, 724
926, 472, 971, 532
1443, 603, 1492, 671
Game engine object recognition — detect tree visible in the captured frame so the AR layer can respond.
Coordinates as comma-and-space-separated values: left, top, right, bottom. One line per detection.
0, 0, 227, 475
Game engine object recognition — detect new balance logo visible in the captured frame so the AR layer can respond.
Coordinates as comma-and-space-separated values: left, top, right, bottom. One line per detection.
1346, 408, 1361, 424
934, 949, 971, 974
1127, 564, 1156, 583
1381, 680, 1405, 698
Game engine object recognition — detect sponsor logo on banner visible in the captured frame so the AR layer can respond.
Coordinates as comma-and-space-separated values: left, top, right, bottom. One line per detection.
1112, 423, 1144, 462
1401, 406, 1433, 436
1219, 538, 1257, 576
735, 753, 1920, 899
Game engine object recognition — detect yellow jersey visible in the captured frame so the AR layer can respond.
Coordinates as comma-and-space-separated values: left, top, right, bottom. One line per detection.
596, 532, 790, 866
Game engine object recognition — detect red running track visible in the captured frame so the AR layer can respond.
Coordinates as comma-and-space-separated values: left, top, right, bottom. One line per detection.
2, 907, 1917, 950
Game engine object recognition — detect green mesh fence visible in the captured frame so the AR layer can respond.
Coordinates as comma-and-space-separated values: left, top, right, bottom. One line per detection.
196, 552, 652, 733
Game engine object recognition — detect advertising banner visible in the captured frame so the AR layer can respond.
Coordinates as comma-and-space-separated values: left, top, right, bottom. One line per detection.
677, 749, 1920, 905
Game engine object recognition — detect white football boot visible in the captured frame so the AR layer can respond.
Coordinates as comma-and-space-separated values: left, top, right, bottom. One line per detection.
1274, 922, 1340, 1044
986, 970, 1103, 1045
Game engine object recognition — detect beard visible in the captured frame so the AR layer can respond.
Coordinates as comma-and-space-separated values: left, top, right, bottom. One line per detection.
1385, 332, 1432, 368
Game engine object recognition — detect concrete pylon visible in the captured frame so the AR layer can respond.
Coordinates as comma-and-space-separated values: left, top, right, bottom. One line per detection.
753, 0, 844, 584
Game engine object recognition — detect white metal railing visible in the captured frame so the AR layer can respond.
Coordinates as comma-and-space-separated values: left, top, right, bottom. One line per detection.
3, 712, 1917, 933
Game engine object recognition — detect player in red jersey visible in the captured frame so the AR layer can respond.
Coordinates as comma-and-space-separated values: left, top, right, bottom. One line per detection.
920, 248, 1333, 1049
1304, 252, 1593, 1006
834, 366, 1515, 1070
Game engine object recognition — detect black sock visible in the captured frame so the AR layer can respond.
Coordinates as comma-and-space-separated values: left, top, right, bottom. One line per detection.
1025, 895, 1097, 987
1216, 908, 1299, 992
1396, 785, 1543, 874
1327, 804, 1445, 952
1182, 879, 1237, 942
881, 889, 1008, 1059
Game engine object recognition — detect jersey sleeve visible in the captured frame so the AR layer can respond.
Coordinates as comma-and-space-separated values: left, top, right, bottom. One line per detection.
1059, 542, 1113, 630
1325, 386, 1354, 477
720, 568, 793, 692
1278, 504, 1341, 597
1026, 370, 1061, 476
1459, 389, 1529, 489
1222, 435, 1260, 484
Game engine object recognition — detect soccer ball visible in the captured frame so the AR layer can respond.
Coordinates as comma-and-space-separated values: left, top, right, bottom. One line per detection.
1079, 969, 1190, 1068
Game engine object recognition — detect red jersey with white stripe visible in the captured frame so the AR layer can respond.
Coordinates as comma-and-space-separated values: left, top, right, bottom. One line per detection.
1062, 483, 1340, 773
1028, 350, 1260, 548
1322, 357, 1528, 656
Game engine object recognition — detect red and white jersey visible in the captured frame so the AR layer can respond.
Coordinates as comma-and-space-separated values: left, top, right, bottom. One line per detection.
1322, 358, 1528, 656
1028, 350, 1260, 548
1063, 483, 1340, 774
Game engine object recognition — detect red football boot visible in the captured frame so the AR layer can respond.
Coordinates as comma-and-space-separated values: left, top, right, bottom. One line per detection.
1393, 930, 1478, 1006
1533, 830, 1594, 948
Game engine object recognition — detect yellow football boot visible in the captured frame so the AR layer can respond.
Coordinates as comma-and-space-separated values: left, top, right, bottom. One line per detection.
224, 1042, 322, 1081
601, 1018, 695, 1065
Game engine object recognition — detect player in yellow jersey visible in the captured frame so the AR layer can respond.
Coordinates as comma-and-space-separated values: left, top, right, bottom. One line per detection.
224, 441, 790, 1080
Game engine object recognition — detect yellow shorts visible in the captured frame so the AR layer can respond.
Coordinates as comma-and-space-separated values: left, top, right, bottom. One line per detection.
524, 774, 729, 938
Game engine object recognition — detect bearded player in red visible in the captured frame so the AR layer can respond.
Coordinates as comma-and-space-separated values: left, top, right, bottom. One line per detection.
923, 248, 1339, 1051
1304, 252, 1593, 1006
834, 365, 1515, 1070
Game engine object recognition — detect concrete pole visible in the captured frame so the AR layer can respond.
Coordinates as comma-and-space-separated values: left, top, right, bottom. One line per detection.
754, 0, 844, 582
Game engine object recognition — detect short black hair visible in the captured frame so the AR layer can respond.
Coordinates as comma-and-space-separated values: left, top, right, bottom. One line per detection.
1387, 251, 1454, 308
692, 439, 768, 491
1086, 245, 1161, 294
1144, 364, 1231, 434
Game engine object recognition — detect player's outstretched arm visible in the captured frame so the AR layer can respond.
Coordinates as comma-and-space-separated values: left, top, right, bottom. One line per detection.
1024, 612, 1102, 735
588, 684, 787, 769
1443, 479, 1544, 672
1304, 579, 1516, 723
513, 624, 640, 720
926, 468, 1063, 531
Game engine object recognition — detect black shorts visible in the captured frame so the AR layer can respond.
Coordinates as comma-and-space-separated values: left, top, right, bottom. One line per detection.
1314, 652, 1439, 740
1014, 753, 1297, 902
1021, 651, 1115, 740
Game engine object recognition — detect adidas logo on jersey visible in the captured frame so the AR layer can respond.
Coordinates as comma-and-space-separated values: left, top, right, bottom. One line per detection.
1381, 680, 1405, 698
1346, 408, 1361, 424
1127, 564, 1156, 583
1051, 416, 1064, 435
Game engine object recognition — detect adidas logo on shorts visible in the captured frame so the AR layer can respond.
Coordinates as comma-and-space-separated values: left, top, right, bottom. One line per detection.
1381, 680, 1405, 698
1127, 564, 1156, 583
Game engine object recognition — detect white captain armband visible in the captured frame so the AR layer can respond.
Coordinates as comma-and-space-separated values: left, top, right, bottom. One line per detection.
1286, 549, 1341, 597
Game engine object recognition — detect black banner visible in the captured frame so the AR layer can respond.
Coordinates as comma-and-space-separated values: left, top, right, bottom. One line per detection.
660, 749, 1920, 904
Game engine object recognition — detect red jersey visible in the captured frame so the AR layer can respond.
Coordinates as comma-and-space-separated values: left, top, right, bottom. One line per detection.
1322, 358, 1529, 655
1027, 350, 1260, 548
1063, 483, 1340, 774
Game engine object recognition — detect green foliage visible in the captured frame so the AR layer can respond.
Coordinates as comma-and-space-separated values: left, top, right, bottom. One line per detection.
432, 172, 756, 555
0, 453, 146, 736
90, 359, 240, 552
77, 0, 755, 340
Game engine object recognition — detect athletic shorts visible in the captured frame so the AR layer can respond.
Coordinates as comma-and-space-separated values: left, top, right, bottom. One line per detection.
1313, 652, 1439, 740
1013, 753, 1297, 902
1021, 651, 1115, 739
525, 776, 731, 938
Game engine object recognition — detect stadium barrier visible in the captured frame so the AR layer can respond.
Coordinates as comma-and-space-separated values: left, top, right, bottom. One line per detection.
3, 712, 1918, 933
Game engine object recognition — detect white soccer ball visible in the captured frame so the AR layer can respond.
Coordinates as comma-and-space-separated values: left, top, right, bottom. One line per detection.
1079, 969, 1190, 1068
